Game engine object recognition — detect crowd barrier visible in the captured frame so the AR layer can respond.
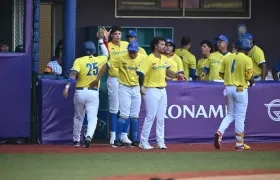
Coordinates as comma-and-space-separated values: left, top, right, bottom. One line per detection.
37, 79, 280, 144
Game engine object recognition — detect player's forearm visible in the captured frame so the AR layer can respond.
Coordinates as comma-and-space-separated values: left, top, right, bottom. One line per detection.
245, 69, 253, 81
138, 74, 144, 86
166, 69, 178, 79
99, 39, 108, 57
66, 71, 78, 86
272, 69, 279, 80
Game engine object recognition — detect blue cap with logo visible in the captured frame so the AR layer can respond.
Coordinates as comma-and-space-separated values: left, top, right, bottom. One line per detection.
127, 40, 139, 52
127, 30, 137, 37
84, 41, 96, 54
244, 32, 253, 40
235, 37, 252, 51
217, 35, 229, 42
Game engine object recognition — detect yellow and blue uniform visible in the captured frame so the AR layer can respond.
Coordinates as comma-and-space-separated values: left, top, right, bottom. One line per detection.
220, 52, 253, 89
137, 54, 171, 88
107, 53, 145, 86
71, 55, 108, 88
167, 54, 184, 80
108, 41, 129, 77
247, 45, 266, 77
175, 48, 196, 80
196, 57, 207, 80
203, 51, 232, 81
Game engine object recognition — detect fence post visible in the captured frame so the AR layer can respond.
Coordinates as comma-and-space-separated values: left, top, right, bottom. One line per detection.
30, 0, 40, 144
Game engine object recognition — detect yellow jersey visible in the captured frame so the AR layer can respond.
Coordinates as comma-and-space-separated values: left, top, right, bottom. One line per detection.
71, 55, 108, 88
139, 47, 147, 57
204, 51, 231, 81
220, 52, 253, 89
107, 53, 145, 86
137, 54, 171, 88
108, 41, 129, 77
175, 48, 196, 79
167, 54, 184, 81
248, 45, 266, 76
196, 57, 207, 78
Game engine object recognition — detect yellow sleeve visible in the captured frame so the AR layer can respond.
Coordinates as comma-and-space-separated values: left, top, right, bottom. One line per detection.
137, 57, 151, 75
189, 55, 196, 70
195, 60, 201, 76
245, 58, 253, 80
219, 60, 225, 74
140, 47, 147, 57
71, 59, 81, 72
175, 55, 184, 72
254, 48, 266, 65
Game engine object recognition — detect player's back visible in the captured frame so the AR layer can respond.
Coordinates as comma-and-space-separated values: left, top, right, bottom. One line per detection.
175, 48, 196, 78
248, 45, 265, 76
74, 55, 108, 88
223, 53, 252, 89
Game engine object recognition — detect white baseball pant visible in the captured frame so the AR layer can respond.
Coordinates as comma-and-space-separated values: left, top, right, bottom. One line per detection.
140, 88, 167, 144
107, 76, 119, 114
118, 84, 141, 119
73, 89, 99, 142
217, 86, 248, 147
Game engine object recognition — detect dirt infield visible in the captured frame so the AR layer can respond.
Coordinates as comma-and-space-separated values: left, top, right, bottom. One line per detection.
95, 170, 280, 180
0, 142, 279, 153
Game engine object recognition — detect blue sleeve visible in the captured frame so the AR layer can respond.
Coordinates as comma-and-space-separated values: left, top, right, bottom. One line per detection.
189, 68, 196, 79
203, 67, 210, 74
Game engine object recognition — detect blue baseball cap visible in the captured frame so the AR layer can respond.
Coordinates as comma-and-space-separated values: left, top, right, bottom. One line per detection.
235, 37, 252, 51
165, 38, 175, 45
217, 35, 229, 42
84, 41, 96, 54
244, 33, 253, 40
127, 30, 137, 37
127, 41, 139, 52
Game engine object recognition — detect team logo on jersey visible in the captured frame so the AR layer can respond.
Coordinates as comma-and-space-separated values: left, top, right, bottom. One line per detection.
264, 99, 280, 122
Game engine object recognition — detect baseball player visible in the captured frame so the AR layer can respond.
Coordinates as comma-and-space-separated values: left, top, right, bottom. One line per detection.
200, 35, 232, 82
164, 38, 184, 81
92, 41, 145, 147
272, 60, 280, 80
214, 37, 254, 151
137, 37, 185, 150
195, 40, 213, 80
245, 33, 268, 81
126, 30, 147, 57
106, 26, 130, 145
62, 37, 108, 148
174, 36, 196, 81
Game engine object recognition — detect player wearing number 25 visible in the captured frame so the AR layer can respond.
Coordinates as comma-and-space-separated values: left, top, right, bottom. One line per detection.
137, 37, 185, 150
92, 41, 145, 148
214, 37, 253, 151
62, 39, 108, 148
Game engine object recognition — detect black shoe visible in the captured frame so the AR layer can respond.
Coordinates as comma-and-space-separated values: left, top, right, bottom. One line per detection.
112, 140, 129, 148
131, 141, 140, 147
73, 141, 80, 147
83, 136, 91, 148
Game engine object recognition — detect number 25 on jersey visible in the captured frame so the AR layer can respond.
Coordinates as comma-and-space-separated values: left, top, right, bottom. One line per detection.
86, 63, 98, 76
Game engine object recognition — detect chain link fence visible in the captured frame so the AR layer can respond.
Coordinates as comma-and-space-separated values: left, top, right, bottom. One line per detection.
0, 0, 24, 52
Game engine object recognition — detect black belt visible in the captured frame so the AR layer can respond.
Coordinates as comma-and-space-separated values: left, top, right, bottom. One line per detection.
156, 87, 165, 89
76, 87, 98, 91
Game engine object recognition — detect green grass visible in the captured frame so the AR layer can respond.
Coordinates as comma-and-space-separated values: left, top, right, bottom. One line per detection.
0, 152, 280, 180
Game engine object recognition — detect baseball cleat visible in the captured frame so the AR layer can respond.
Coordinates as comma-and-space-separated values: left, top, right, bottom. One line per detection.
73, 141, 80, 147
214, 131, 222, 149
157, 143, 167, 150
83, 136, 91, 148
121, 136, 132, 144
112, 140, 130, 148
131, 141, 140, 147
244, 144, 251, 150
139, 142, 154, 150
